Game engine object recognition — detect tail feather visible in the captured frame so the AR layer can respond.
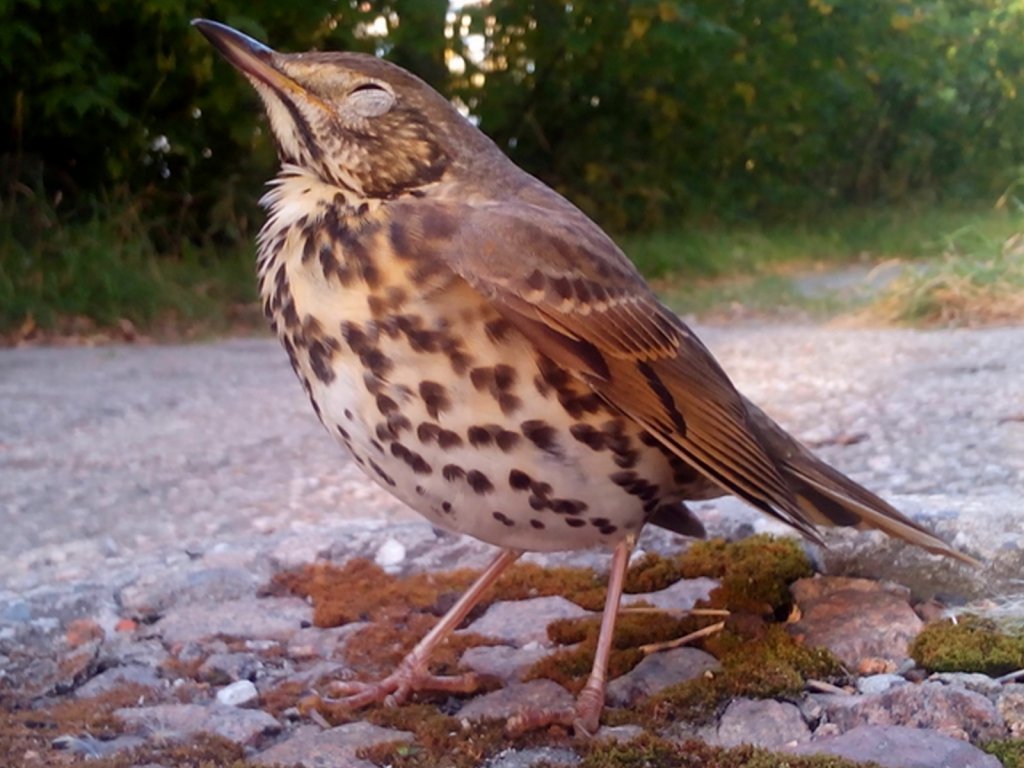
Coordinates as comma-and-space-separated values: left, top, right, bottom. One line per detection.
744, 399, 978, 567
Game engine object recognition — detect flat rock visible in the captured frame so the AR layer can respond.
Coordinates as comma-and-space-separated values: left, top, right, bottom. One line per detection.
118, 566, 261, 620
116, 703, 280, 745
786, 724, 1002, 768
461, 597, 591, 647
458, 680, 575, 722
790, 576, 923, 668
816, 681, 1005, 742
623, 577, 718, 611
460, 645, 551, 684
714, 698, 811, 748
253, 721, 413, 768
483, 746, 581, 767
154, 596, 311, 644
857, 674, 908, 695
74, 664, 165, 699
606, 647, 719, 707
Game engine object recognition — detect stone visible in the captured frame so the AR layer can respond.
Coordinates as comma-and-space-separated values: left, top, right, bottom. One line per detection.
623, 577, 718, 611
857, 673, 908, 695
714, 698, 811, 748
74, 664, 164, 699
197, 652, 263, 684
216, 679, 259, 707
460, 644, 552, 684
461, 597, 591, 647
789, 576, 923, 668
606, 647, 719, 707
786, 724, 1002, 768
253, 721, 413, 768
484, 746, 582, 767
930, 672, 1002, 696
115, 703, 280, 745
816, 681, 1005, 742
118, 566, 261, 620
154, 596, 311, 644
458, 680, 575, 723
594, 724, 646, 743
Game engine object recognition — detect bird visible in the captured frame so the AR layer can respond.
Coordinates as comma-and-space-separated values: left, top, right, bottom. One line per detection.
193, 19, 973, 735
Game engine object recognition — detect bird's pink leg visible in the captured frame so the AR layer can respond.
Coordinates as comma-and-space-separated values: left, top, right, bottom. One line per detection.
507, 535, 635, 736
323, 548, 522, 709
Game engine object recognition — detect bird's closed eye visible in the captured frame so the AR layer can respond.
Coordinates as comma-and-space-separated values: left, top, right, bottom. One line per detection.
347, 82, 395, 117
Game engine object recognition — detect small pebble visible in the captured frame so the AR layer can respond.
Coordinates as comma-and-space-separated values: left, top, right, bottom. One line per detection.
216, 679, 259, 707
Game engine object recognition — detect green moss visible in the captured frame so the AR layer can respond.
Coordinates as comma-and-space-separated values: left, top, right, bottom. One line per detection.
362, 704, 557, 767
570, 733, 879, 767
623, 552, 686, 593
678, 535, 813, 615
984, 739, 1024, 768
910, 615, 1024, 676
647, 625, 844, 724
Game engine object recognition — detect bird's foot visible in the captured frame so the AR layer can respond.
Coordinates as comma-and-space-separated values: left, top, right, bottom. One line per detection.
319, 665, 485, 711
505, 685, 604, 737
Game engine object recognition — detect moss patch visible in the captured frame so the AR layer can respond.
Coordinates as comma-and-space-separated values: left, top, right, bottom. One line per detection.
0, 686, 258, 768
910, 615, 1024, 676
984, 739, 1024, 768
571, 733, 879, 767
360, 704, 558, 767
677, 535, 813, 615
647, 624, 844, 724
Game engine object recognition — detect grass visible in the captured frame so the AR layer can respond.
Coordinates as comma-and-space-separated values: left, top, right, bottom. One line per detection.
0, 185, 259, 343
2, 189, 1022, 342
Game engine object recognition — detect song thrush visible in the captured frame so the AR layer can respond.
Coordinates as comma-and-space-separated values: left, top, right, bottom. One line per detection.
194, 20, 973, 734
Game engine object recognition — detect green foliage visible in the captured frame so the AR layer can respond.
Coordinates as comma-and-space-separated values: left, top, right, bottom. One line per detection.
910, 615, 1024, 675
4, 0, 1024, 332
455, 0, 1024, 229
984, 739, 1024, 768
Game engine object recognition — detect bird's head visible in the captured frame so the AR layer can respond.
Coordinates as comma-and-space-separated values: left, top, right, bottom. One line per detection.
193, 19, 488, 199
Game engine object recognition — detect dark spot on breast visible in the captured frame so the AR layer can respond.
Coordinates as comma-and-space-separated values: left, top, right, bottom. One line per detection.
391, 442, 432, 474
442, 464, 465, 482
521, 420, 560, 456
376, 394, 399, 415
509, 469, 531, 490
344, 409, 354, 421
417, 422, 441, 444
484, 317, 514, 344
551, 498, 588, 516
368, 459, 396, 486
565, 517, 587, 528
495, 430, 521, 452
498, 395, 521, 416
570, 423, 606, 451
493, 365, 516, 390
367, 295, 387, 317
560, 392, 604, 419
468, 426, 493, 447
307, 338, 339, 385
419, 380, 451, 419
387, 413, 412, 435
466, 470, 494, 495
442, 501, 452, 513
469, 367, 494, 392
336, 424, 350, 440
529, 519, 545, 529
362, 349, 393, 377
492, 511, 515, 527
530, 480, 552, 497
528, 495, 548, 510
438, 429, 463, 449
390, 219, 414, 258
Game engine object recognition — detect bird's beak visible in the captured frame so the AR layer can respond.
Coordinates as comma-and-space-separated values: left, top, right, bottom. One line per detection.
192, 19, 313, 102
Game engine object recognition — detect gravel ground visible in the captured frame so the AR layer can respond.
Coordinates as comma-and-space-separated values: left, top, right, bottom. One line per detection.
1, 324, 1022, 606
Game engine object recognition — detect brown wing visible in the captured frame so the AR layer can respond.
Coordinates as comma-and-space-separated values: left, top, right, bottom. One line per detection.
385, 194, 973, 564
389, 195, 824, 542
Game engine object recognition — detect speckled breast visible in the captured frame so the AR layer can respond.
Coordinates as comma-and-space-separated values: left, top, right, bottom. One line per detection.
256, 178, 694, 552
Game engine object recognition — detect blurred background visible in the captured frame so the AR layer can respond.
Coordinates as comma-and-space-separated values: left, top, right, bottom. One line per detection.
3, 0, 1024, 341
